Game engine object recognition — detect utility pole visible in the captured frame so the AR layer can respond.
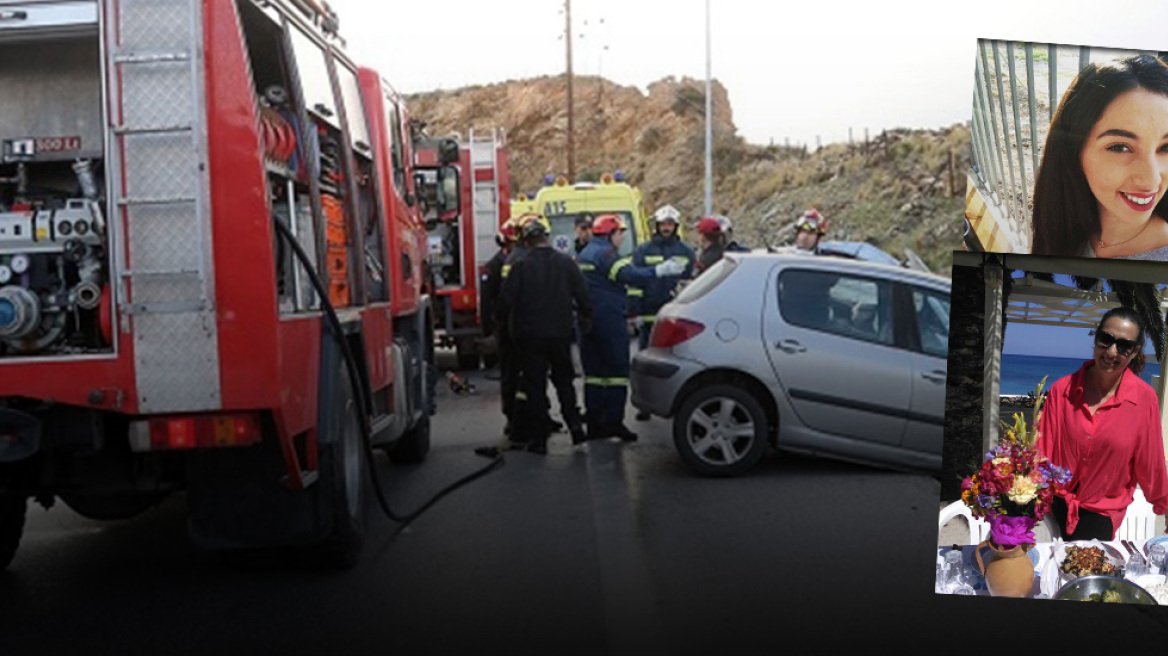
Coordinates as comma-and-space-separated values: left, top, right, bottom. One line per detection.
565, 0, 575, 180
703, 0, 713, 215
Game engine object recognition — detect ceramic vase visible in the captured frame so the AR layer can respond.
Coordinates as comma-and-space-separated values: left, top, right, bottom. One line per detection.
975, 540, 1034, 597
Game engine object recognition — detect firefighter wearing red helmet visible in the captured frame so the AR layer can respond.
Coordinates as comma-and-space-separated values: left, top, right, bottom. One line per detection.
694, 215, 727, 275
795, 208, 829, 254
576, 213, 685, 441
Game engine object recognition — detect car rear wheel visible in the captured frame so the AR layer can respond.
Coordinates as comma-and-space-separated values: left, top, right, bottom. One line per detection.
673, 384, 769, 477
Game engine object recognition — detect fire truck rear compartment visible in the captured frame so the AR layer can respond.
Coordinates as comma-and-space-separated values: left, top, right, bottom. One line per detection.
0, 404, 181, 521
0, 20, 112, 358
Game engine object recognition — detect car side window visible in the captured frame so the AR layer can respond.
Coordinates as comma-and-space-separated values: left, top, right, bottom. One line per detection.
912, 287, 950, 358
778, 269, 894, 346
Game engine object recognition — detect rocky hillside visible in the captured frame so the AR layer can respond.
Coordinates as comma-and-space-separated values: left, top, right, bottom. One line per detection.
407, 75, 968, 273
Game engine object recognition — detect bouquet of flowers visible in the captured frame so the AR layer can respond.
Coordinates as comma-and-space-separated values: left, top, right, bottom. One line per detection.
960, 376, 1073, 548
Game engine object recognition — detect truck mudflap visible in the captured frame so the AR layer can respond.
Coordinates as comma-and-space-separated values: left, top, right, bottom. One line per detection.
0, 408, 40, 463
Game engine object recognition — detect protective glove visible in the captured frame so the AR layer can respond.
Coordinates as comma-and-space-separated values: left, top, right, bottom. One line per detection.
654, 258, 686, 277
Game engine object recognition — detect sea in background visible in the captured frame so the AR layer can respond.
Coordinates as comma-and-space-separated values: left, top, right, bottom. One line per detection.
1000, 353, 1161, 395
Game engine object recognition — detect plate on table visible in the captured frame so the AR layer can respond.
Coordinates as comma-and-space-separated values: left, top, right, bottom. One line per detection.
1055, 540, 1125, 585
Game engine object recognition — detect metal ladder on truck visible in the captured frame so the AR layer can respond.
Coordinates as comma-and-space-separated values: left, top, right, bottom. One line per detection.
468, 127, 504, 278
106, 0, 221, 413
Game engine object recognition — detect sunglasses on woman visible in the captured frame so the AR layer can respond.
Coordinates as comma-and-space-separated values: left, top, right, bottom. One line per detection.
1094, 330, 1140, 356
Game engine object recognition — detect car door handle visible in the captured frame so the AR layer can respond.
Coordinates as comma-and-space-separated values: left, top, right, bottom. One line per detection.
774, 340, 806, 354
921, 370, 946, 383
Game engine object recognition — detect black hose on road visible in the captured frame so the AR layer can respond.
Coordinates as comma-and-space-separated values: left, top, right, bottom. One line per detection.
274, 218, 503, 526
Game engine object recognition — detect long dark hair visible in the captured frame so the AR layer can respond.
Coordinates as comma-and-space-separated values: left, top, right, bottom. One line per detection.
1095, 306, 1147, 375
1031, 54, 1168, 256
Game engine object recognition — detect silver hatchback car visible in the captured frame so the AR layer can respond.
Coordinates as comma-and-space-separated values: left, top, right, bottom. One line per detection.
630, 252, 950, 477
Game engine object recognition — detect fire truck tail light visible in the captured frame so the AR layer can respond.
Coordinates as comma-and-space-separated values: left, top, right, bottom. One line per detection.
649, 317, 705, 348
128, 413, 263, 452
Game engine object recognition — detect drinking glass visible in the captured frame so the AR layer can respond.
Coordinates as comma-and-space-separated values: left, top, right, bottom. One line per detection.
1126, 558, 1148, 580
1149, 543, 1167, 575
943, 549, 975, 594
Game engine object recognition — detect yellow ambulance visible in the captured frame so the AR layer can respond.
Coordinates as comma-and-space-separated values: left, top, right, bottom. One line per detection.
530, 172, 651, 256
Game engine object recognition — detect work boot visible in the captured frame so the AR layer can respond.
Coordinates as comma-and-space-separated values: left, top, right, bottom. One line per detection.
568, 419, 588, 445
610, 423, 638, 442
503, 439, 529, 451
525, 440, 548, 455
635, 410, 651, 421
587, 421, 610, 441
545, 417, 564, 433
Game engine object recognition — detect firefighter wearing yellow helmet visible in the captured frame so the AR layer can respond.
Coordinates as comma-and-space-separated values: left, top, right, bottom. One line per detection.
499, 212, 591, 451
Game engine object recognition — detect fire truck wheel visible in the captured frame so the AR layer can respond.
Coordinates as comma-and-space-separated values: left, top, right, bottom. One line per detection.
319, 366, 366, 567
387, 414, 430, 464
0, 495, 27, 571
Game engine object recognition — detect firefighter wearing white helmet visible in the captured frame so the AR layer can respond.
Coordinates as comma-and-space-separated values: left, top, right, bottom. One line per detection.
715, 214, 749, 253
632, 204, 694, 348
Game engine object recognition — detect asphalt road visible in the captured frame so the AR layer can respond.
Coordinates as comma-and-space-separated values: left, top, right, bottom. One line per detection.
3, 353, 1168, 653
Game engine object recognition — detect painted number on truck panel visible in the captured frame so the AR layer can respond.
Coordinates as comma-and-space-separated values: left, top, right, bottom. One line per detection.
544, 201, 566, 216
35, 136, 81, 152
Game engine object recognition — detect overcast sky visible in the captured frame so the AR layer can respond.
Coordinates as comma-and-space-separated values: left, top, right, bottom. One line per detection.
325, 0, 1168, 148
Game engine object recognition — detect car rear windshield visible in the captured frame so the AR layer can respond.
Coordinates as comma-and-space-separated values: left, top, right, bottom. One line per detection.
674, 257, 736, 304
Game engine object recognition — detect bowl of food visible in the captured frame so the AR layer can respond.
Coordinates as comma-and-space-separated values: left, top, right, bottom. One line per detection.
1055, 575, 1158, 604
1057, 543, 1123, 584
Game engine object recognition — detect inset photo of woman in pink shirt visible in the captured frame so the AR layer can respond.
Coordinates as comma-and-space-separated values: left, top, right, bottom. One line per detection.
1036, 306, 1168, 540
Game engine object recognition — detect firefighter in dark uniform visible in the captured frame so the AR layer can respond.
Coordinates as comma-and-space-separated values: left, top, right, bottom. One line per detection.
716, 215, 750, 253
577, 214, 686, 441
631, 204, 694, 350
498, 213, 572, 441
501, 215, 592, 453
630, 204, 694, 420
481, 217, 522, 436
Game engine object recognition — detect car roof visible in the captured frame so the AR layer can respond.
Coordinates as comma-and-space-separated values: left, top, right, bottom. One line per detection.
816, 240, 902, 267
724, 250, 950, 289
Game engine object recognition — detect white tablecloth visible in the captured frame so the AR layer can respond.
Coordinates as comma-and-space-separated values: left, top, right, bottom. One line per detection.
935, 539, 1157, 598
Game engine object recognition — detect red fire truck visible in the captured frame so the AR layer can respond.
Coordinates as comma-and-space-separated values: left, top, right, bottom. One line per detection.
0, 0, 443, 568
413, 128, 510, 370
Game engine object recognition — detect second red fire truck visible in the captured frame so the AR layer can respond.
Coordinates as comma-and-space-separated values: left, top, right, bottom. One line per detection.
414, 128, 510, 370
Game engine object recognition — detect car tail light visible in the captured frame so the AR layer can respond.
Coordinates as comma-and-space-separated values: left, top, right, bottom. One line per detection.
128, 413, 263, 452
650, 317, 705, 348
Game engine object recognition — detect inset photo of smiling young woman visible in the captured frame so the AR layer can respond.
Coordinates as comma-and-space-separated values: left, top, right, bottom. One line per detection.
965, 42, 1168, 258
